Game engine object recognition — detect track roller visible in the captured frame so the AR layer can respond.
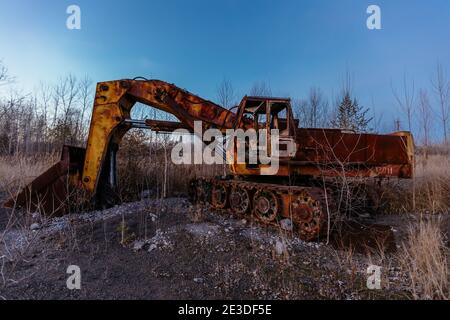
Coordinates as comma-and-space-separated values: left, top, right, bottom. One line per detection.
229, 187, 251, 214
211, 183, 228, 209
253, 190, 279, 223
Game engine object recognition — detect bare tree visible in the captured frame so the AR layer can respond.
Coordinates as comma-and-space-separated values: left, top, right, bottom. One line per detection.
431, 62, 450, 144
52, 74, 80, 145
77, 75, 93, 142
393, 118, 401, 131
306, 87, 328, 127
37, 82, 52, 152
392, 73, 415, 132
292, 98, 308, 124
0, 69, 96, 155
369, 96, 384, 133
0, 60, 14, 86
216, 78, 236, 109
250, 81, 272, 96
0, 91, 39, 155
418, 89, 433, 156
292, 88, 329, 128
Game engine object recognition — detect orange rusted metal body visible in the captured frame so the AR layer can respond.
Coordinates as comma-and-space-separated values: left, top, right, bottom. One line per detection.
4, 79, 414, 225
229, 96, 414, 179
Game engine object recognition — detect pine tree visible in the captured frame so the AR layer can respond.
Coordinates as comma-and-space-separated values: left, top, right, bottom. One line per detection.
331, 92, 372, 132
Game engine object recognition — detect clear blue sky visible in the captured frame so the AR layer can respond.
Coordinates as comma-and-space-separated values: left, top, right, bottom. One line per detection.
1, 0, 450, 132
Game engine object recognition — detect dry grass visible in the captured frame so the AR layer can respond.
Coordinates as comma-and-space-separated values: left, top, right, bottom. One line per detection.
377, 153, 450, 215
0, 146, 221, 204
413, 154, 450, 214
0, 154, 59, 193
114, 131, 224, 201
117, 152, 222, 201
415, 154, 450, 178
399, 219, 449, 300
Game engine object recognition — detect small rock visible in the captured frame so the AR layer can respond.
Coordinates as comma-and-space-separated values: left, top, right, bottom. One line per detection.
30, 223, 40, 231
279, 219, 293, 231
148, 244, 157, 252
133, 240, 146, 251
194, 277, 204, 283
275, 240, 285, 255
240, 219, 247, 225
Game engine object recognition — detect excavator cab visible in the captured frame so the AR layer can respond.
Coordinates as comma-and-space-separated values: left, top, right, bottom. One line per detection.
237, 96, 295, 135
232, 96, 297, 172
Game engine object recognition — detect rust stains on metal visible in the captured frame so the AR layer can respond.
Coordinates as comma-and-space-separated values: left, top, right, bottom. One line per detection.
144, 119, 192, 133
4, 146, 85, 216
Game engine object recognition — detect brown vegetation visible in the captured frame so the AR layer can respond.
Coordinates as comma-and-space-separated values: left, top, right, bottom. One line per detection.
399, 219, 449, 299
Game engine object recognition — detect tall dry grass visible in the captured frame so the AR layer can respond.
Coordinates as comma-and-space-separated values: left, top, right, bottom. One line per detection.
0, 153, 59, 193
117, 134, 224, 201
413, 154, 450, 214
379, 153, 450, 215
399, 219, 449, 300
0, 138, 223, 204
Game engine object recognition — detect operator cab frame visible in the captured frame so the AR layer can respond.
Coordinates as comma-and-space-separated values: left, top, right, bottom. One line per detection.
234, 96, 297, 163
235, 96, 297, 136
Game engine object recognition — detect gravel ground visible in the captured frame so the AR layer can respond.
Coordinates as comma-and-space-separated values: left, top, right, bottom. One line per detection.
0, 197, 447, 300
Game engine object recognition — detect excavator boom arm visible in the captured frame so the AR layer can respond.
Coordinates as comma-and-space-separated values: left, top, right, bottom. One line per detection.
82, 79, 238, 194
3, 79, 240, 214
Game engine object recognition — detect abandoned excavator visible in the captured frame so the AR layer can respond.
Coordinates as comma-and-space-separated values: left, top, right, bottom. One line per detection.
3, 79, 414, 240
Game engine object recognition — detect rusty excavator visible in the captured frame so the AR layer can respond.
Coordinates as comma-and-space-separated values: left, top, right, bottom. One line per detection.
3, 79, 414, 240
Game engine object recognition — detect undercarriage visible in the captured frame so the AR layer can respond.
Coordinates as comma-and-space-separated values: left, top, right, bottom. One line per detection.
189, 176, 332, 241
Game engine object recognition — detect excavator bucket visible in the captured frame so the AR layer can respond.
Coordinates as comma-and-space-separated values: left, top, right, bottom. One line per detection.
3, 146, 86, 216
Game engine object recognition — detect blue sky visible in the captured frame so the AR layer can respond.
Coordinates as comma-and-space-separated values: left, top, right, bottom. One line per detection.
1, 0, 450, 132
